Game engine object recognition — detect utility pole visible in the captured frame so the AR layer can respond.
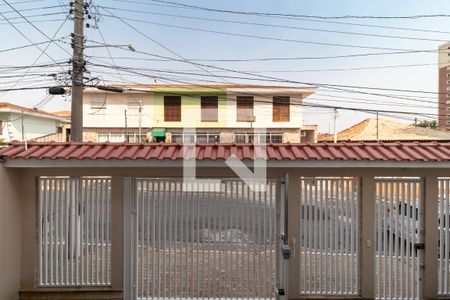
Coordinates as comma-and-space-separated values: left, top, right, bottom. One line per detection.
376, 112, 379, 142
21, 110, 24, 142
21, 110, 27, 150
138, 104, 142, 142
124, 109, 129, 142
70, 0, 85, 141
333, 108, 338, 143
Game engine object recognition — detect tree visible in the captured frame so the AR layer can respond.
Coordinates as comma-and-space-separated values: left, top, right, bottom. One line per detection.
413, 120, 438, 129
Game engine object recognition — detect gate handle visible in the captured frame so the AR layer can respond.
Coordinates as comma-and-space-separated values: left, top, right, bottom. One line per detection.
414, 243, 425, 250
276, 288, 285, 296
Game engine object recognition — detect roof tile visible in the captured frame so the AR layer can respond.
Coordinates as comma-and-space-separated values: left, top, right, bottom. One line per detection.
1, 141, 450, 162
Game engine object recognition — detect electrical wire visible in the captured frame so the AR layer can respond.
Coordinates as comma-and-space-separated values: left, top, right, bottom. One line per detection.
108, 0, 450, 35
98, 13, 444, 52
136, 0, 450, 20
96, 5, 450, 43
0, 16, 69, 97
0, 37, 67, 53
2, 0, 72, 56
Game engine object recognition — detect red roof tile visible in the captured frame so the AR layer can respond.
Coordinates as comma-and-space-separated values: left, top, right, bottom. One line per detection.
1, 141, 450, 162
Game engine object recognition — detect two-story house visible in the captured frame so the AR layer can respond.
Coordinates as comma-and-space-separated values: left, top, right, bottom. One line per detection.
82, 84, 318, 143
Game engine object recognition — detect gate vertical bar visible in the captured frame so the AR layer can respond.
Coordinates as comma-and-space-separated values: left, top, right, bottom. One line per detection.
424, 176, 438, 299
361, 176, 375, 299
123, 177, 135, 300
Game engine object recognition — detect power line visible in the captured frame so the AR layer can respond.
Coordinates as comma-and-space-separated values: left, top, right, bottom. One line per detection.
112, 0, 450, 20
109, 0, 450, 35
0, 16, 69, 98
87, 62, 441, 118
86, 55, 444, 96
87, 58, 442, 116
0, 17, 67, 25
96, 5, 450, 42
0, 0, 45, 6
98, 13, 444, 52
2, 0, 72, 56
0, 5, 67, 14
0, 37, 67, 53
86, 56, 437, 73
91, 7, 445, 119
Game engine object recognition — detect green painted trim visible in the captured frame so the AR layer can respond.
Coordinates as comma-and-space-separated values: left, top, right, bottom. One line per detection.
151, 128, 166, 137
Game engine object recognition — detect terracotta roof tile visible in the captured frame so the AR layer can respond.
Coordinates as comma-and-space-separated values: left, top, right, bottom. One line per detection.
1, 141, 450, 162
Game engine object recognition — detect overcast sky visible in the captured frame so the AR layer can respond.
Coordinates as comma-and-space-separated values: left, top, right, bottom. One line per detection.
1, 0, 449, 132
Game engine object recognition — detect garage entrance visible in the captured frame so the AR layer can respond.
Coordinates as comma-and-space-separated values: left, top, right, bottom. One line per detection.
127, 177, 284, 300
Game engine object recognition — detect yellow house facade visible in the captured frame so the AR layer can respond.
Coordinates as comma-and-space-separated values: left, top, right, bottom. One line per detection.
82, 84, 318, 143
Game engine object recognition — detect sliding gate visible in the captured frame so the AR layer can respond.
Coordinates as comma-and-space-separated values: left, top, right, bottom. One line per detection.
128, 178, 284, 300
374, 178, 424, 300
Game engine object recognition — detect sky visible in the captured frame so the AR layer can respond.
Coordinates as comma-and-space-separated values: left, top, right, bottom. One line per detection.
1, 0, 450, 133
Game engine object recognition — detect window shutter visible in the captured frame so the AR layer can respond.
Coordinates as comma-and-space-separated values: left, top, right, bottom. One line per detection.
201, 96, 218, 122
164, 96, 181, 121
237, 96, 254, 122
273, 96, 290, 122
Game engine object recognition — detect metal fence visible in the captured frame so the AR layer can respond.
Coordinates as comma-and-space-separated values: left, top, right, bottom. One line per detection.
37, 176, 112, 286
133, 178, 279, 300
439, 177, 450, 295
374, 178, 423, 300
299, 177, 360, 296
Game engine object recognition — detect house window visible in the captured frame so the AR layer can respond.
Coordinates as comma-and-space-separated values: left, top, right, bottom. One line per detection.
164, 96, 181, 121
234, 133, 282, 143
196, 132, 220, 143
201, 96, 218, 122
268, 133, 283, 143
236, 96, 254, 122
273, 96, 290, 122
235, 133, 254, 143
89, 100, 106, 113
127, 100, 141, 111
171, 132, 220, 143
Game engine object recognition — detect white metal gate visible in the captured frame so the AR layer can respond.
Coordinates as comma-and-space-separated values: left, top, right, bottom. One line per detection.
375, 178, 424, 300
299, 177, 360, 296
38, 176, 112, 286
129, 178, 283, 300
438, 177, 450, 295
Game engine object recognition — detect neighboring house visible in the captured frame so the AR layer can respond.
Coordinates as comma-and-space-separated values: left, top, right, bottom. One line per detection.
83, 84, 318, 143
438, 42, 450, 129
0, 102, 69, 143
318, 117, 450, 142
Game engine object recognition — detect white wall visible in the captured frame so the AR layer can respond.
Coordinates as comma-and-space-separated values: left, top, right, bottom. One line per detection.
0, 166, 21, 300
0, 112, 60, 142
83, 92, 154, 128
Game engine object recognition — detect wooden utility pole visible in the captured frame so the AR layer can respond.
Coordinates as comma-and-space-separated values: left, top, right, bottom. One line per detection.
124, 109, 129, 142
376, 112, 379, 141
70, 0, 84, 141
333, 107, 338, 143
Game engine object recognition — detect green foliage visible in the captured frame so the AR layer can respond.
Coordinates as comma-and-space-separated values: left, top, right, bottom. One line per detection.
413, 120, 438, 129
